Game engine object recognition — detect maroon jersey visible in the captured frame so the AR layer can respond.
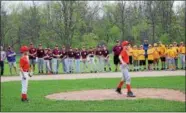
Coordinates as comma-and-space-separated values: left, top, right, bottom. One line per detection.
81, 51, 88, 59
43, 53, 50, 60
48, 53, 53, 60
89, 51, 95, 57
96, 50, 102, 56
53, 49, 60, 58
113, 45, 123, 55
60, 50, 67, 59
74, 51, 81, 59
68, 51, 74, 58
37, 49, 45, 58
29, 47, 37, 59
102, 49, 109, 57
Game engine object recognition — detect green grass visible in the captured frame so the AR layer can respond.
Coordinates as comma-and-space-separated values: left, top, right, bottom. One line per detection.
2, 54, 184, 76
1, 76, 185, 112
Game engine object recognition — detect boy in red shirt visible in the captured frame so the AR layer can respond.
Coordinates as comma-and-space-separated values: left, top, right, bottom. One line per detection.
20, 46, 33, 102
115, 41, 136, 97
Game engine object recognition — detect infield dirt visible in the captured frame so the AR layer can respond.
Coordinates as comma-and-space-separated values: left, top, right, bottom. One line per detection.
46, 88, 185, 102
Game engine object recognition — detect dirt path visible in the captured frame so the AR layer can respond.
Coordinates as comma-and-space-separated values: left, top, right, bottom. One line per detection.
1, 70, 185, 82
45, 88, 185, 102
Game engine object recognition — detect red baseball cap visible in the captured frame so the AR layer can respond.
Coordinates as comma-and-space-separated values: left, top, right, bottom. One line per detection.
122, 41, 130, 46
20, 46, 29, 53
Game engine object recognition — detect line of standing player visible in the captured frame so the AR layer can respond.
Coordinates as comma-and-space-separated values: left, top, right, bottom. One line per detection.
28, 43, 112, 74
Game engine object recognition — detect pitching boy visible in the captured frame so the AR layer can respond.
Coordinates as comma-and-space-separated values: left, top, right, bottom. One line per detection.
116, 41, 136, 97
20, 46, 33, 102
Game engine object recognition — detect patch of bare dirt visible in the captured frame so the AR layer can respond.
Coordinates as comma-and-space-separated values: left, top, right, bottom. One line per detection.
45, 88, 185, 102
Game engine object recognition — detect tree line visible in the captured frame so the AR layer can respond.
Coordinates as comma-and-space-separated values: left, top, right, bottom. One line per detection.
1, 1, 185, 52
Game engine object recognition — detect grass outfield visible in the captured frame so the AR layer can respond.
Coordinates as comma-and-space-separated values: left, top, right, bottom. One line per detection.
2, 55, 183, 76
1, 76, 185, 112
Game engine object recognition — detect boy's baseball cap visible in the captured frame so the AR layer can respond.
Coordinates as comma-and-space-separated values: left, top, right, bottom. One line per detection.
122, 41, 129, 46
20, 46, 29, 53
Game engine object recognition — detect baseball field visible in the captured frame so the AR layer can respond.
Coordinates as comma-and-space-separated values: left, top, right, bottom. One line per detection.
1, 71, 185, 112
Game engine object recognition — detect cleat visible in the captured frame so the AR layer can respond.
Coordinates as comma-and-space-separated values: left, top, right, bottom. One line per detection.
127, 91, 136, 97
116, 88, 122, 94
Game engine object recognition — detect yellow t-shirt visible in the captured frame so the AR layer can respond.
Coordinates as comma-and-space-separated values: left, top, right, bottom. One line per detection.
147, 48, 154, 60
138, 49, 145, 60
132, 49, 138, 60
166, 48, 176, 58
153, 47, 160, 59
128, 47, 133, 56
172, 46, 179, 57
179, 46, 185, 54
158, 44, 166, 56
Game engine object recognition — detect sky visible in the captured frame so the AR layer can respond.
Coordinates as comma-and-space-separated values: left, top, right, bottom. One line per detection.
2, 1, 185, 14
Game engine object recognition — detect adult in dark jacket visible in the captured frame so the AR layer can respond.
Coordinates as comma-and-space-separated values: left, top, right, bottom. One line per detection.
143, 40, 149, 60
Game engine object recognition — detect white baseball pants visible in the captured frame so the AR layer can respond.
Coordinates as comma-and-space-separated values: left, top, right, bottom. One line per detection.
20, 72, 29, 94
120, 64, 131, 84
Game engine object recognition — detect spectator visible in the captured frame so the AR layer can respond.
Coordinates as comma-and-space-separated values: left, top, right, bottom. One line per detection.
179, 42, 185, 70
153, 43, 160, 70
132, 45, 139, 71
102, 45, 111, 72
67, 47, 74, 73
143, 40, 149, 60
172, 42, 179, 69
48, 48, 53, 73
147, 44, 154, 70
74, 48, 81, 73
138, 45, 146, 71
6, 46, 17, 75
96, 46, 104, 72
52, 45, 60, 74
0, 46, 6, 76
28, 43, 37, 72
43, 48, 52, 74
166, 44, 176, 71
88, 47, 97, 73
37, 44, 45, 74
158, 41, 166, 70
112, 40, 123, 72
60, 46, 67, 73
81, 46, 88, 73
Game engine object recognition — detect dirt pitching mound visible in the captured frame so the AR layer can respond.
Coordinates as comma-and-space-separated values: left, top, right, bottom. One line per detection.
46, 88, 185, 102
